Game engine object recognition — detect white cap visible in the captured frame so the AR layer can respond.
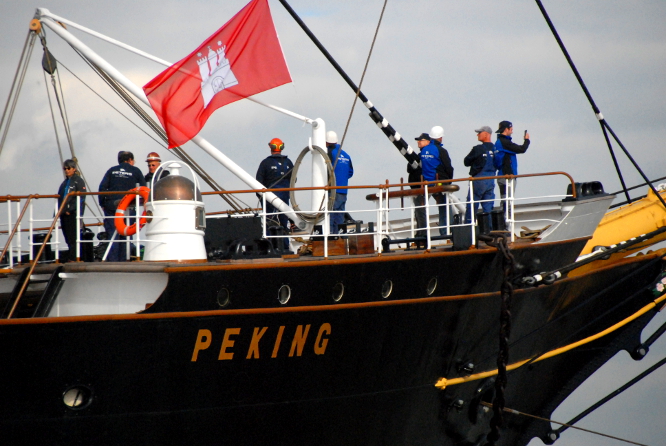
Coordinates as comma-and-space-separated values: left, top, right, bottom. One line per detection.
326, 130, 338, 144
430, 126, 444, 139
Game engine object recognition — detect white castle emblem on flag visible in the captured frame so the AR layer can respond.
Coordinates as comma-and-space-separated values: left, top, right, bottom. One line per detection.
197, 41, 238, 107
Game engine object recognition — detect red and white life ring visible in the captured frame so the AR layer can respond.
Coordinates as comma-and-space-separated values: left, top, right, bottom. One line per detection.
114, 186, 150, 236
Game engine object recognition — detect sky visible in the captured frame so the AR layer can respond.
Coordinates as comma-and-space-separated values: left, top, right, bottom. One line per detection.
1, 0, 665, 445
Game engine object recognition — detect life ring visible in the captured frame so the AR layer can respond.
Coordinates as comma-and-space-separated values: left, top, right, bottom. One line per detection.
115, 186, 150, 236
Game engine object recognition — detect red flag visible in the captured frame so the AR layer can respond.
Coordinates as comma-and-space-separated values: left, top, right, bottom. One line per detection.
143, 0, 291, 148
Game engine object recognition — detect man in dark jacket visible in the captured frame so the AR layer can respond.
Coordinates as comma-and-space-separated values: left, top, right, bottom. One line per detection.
494, 120, 530, 202
256, 138, 293, 249
98, 151, 146, 261
464, 126, 496, 224
419, 125, 454, 235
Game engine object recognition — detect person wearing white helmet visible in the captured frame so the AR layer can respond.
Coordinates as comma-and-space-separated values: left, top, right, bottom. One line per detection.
325, 130, 354, 234
419, 125, 454, 235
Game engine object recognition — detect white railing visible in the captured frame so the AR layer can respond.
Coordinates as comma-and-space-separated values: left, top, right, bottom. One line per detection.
1, 172, 576, 266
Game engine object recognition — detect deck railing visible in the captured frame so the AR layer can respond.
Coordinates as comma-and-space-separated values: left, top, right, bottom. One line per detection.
1, 172, 576, 268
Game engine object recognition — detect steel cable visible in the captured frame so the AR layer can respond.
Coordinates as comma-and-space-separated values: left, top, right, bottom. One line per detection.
0, 31, 37, 157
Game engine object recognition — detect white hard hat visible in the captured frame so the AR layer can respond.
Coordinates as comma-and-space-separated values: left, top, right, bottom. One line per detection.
326, 130, 338, 144
430, 126, 444, 139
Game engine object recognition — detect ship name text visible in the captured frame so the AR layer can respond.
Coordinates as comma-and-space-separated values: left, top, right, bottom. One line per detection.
191, 323, 331, 362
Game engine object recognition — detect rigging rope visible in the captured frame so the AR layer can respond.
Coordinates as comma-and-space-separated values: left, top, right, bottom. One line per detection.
300, 0, 389, 233
553, 355, 666, 439
279, 0, 421, 171
54, 39, 250, 212
435, 285, 666, 390
42, 68, 66, 171
70, 49, 249, 212
499, 256, 666, 374
534, 0, 666, 212
38, 30, 103, 222
479, 402, 648, 446
0, 31, 37, 157
56, 61, 166, 147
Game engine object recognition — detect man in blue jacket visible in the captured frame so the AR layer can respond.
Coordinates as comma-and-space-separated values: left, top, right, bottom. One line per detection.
464, 126, 496, 224
494, 120, 530, 204
419, 125, 454, 235
410, 133, 430, 238
98, 151, 146, 261
326, 131, 354, 234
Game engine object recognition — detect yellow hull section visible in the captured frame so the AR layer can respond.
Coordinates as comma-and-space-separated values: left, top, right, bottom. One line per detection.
570, 188, 666, 277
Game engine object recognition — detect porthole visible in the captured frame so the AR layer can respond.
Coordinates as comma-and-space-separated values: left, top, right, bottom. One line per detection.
278, 285, 291, 305
62, 385, 93, 410
332, 282, 344, 302
426, 277, 438, 296
217, 288, 231, 308
381, 280, 393, 299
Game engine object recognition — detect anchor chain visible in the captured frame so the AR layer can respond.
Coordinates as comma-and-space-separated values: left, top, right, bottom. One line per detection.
483, 233, 516, 445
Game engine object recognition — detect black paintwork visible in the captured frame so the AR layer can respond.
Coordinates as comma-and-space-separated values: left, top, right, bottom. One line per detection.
147, 238, 588, 313
0, 246, 663, 446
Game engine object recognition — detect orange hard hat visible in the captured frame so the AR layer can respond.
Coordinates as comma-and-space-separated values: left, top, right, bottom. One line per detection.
268, 138, 284, 151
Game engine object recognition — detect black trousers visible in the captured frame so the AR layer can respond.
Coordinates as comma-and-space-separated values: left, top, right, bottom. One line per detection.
60, 213, 78, 261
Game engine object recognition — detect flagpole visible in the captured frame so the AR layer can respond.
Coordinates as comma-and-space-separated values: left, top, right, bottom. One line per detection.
278, 0, 421, 170
38, 11, 308, 229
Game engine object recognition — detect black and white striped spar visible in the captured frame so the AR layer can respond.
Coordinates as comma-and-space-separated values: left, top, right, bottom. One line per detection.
278, 0, 421, 171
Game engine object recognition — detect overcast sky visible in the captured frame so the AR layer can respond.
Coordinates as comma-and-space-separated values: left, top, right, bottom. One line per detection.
1, 1, 665, 445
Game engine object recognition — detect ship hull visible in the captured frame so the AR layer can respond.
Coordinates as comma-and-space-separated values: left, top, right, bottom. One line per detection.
1, 249, 663, 446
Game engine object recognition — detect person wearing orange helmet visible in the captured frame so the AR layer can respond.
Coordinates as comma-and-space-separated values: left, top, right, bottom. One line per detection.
256, 138, 294, 250
144, 151, 170, 184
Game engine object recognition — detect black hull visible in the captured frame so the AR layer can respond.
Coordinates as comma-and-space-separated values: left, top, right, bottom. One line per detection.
1, 248, 664, 445
149, 237, 589, 312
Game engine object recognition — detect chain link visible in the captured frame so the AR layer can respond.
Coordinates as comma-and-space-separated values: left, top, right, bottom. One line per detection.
483, 232, 516, 445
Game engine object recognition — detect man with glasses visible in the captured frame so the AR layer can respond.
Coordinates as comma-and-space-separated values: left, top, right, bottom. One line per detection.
57, 159, 87, 262
144, 152, 170, 184
256, 138, 293, 250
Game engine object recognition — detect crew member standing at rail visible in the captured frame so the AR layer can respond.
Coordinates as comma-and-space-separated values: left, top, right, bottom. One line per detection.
410, 133, 430, 239
57, 159, 87, 262
256, 138, 293, 250
326, 131, 354, 235
494, 120, 530, 203
420, 125, 453, 235
464, 126, 496, 224
98, 151, 146, 262
144, 151, 170, 184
